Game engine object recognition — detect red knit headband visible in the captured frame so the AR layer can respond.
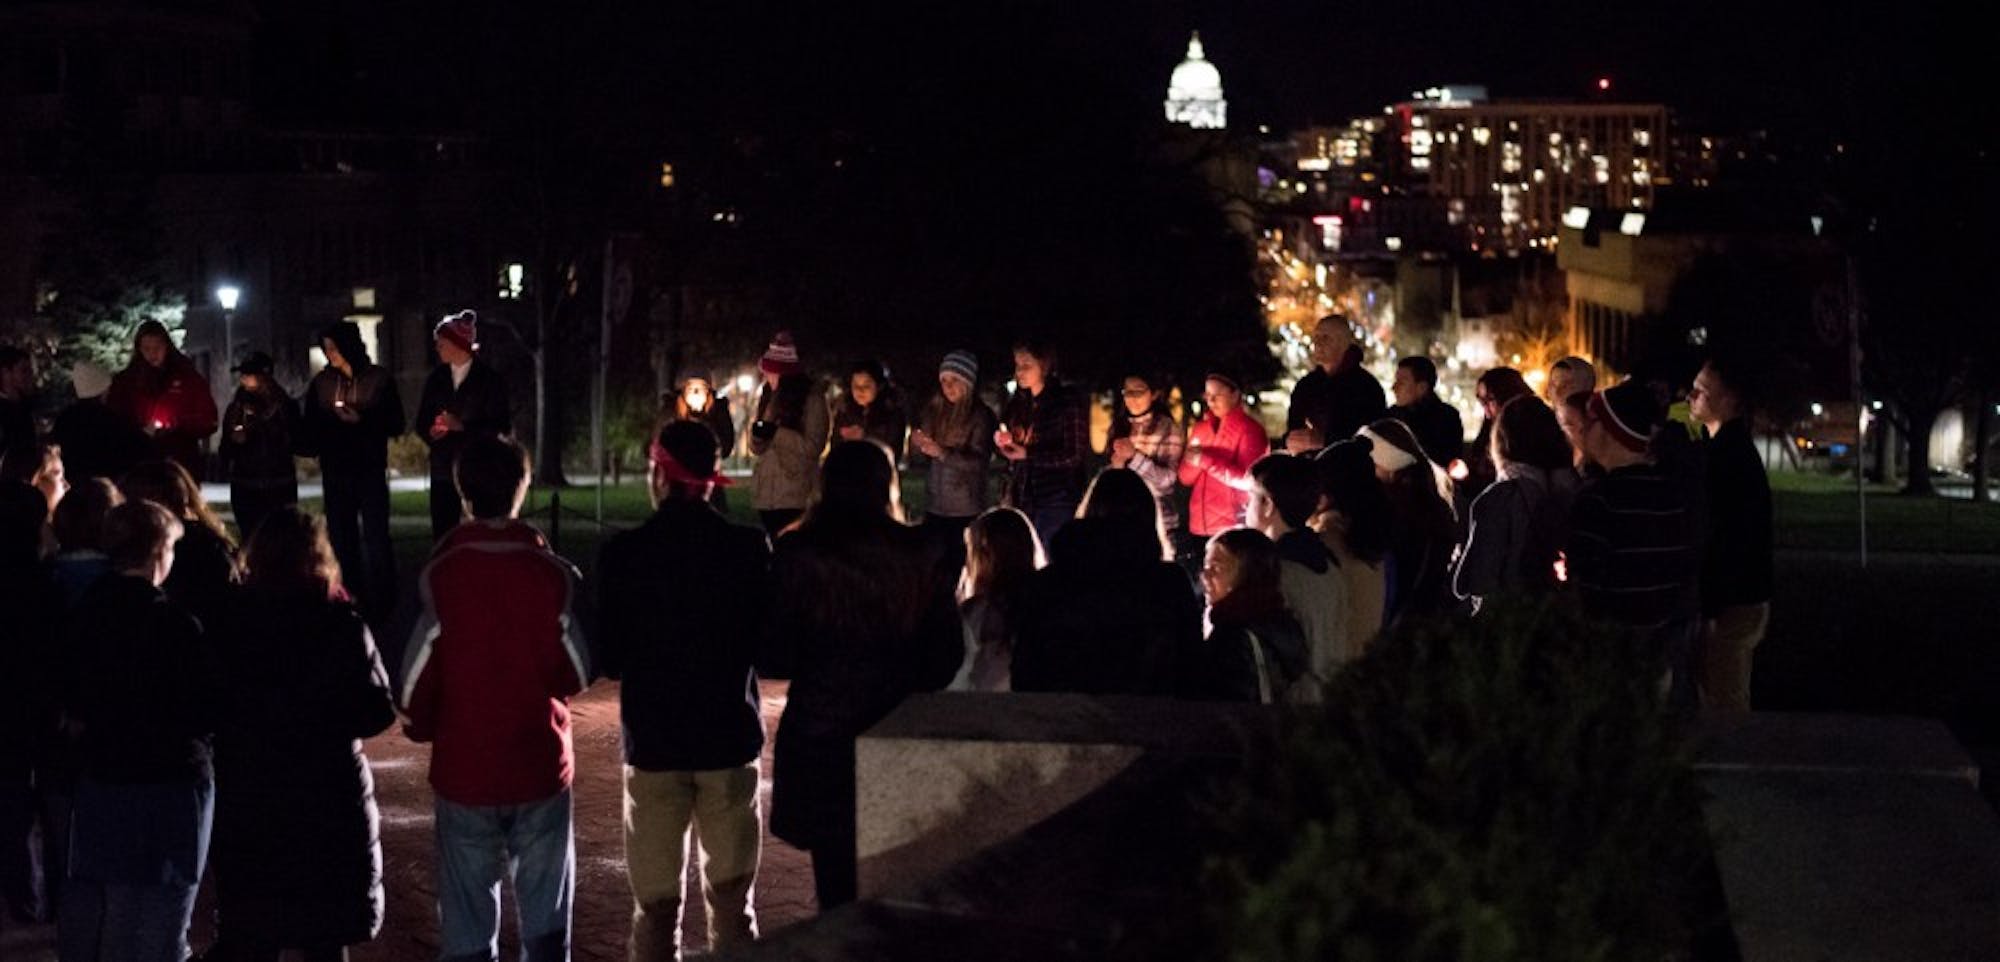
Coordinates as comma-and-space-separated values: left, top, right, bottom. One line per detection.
648, 440, 734, 488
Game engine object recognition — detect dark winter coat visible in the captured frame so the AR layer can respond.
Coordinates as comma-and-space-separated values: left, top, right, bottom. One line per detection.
63, 573, 217, 784
1, 557, 60, 774
763, 513, 962, 852
911, 394, 997, 519
300, 364, 405, 473
51, 398, 151, 482
1700, 418, 1772, 613
1000, 380, 1089, 513
219, 386, 301, 485
1011, 518, 1203, 696
414, 360, 513, 479
831, 395, 909, 455
212, 587, 395, 947
106, 353, 219, 478
1196, 587, 1308, 704
1287, 346, 1387, 447
596, 499, 772, 773
1389, 392, 1466, 467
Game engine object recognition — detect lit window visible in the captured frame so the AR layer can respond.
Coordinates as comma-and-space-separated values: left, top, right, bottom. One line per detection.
659, 163, 675, 188
1633, 129, 1651, 148
1472, 126, 1492, 145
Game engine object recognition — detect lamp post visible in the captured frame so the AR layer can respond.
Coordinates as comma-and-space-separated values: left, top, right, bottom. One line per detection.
215, 284, 241, 376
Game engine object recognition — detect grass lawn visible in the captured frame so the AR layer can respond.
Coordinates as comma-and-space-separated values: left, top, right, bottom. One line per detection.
1770, 470, 2000, 554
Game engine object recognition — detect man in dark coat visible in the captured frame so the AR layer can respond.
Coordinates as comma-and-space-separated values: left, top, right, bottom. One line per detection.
1285, 314, 1387, 453
299, 322, 404, 620
1689, 358, 1772, 712
1388, 356, 1466, 467
597, 421, 770, 959
217, 351, 301, 541
414, 311, 513, 540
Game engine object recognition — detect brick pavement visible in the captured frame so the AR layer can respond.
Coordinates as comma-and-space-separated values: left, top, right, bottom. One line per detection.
0, 679, 818, 961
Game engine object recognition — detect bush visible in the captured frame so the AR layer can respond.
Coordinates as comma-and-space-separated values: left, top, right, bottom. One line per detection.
1205, 597, 1710, 962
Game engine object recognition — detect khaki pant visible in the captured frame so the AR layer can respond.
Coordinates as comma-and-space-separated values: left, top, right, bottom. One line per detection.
624, 763, 762, 962
1699, 602, 1770, 713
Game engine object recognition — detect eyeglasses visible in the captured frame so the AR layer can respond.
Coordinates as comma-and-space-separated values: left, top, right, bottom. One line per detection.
1121, 389, 1151, 398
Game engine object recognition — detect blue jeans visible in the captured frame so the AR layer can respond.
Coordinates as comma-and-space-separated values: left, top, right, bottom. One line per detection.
59, 776, 213, 962
435, 789, 574, 962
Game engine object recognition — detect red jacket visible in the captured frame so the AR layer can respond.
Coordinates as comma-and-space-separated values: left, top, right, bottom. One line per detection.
106, 354, 219, 477
401, 520, 591, 806
1178, 407, 1270, 536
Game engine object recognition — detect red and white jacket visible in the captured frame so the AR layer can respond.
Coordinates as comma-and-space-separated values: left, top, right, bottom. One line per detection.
401, 519, 591, 806
1178, 407, 1271, 536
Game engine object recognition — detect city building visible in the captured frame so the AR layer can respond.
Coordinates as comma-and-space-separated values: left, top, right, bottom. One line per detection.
1164, 32, 1226, 130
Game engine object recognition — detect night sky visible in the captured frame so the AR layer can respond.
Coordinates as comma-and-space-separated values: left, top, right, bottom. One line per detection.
245, 0, 1965, 143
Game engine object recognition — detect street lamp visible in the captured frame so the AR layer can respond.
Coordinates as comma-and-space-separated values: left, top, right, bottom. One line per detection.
215, 285, 241, 374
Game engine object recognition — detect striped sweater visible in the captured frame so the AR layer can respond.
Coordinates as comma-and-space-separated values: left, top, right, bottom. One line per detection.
1565, 462, 1699, 634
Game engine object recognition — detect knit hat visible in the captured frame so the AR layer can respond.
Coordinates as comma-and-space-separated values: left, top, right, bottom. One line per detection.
434, 310, 478, 354
759, 331, 801, 376
72, 361, 112, 400
939, 350, 978, 388
1590, 380, 1661, 453
232, 351, 276, 376
1359, 417, 1434, 472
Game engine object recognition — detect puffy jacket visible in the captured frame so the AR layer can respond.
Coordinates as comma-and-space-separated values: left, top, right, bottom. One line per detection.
1178, 407, 1270, 536
402, 520, 590, 806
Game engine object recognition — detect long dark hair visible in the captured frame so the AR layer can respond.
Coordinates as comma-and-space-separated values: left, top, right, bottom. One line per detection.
1108, 372, 1170, 442
1076, 467, 1171, 563
319, 321, 372, 369
121, 459, 237, 551
243, 507, 344, 601
960, 506, 1043, 604
1493, 396, 1574, 472
806, 439, 903, 528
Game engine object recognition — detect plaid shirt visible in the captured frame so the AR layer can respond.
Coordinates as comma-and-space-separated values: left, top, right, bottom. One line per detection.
1002, 381, 1088, 511
1119, 410, 1185, 529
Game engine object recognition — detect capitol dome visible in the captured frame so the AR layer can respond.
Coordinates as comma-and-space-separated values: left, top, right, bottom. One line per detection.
1165, 32, 1227, 130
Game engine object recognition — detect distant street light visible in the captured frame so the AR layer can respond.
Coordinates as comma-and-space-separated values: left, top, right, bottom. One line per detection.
216, 284, 241, 374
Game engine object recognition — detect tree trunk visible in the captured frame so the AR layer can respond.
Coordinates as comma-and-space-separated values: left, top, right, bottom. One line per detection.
1902, 410, 1938, 496
1974, 389, 1993, 503
533, 287, 571, 487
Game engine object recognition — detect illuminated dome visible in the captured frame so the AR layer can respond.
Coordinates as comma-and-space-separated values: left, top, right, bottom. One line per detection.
1165, 32, 1227, 130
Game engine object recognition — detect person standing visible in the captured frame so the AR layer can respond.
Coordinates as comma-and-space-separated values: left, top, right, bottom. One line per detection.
1179, 373, 1269, 552
401, 436, 590, 962
120, 459, 241, 632
1357, 419, 1458, 624
908, 350, 998, 543
948, 506, 1044, 693
748, 332, 829, 537
1247, 454, 1350, 700
1453, 397, 1579, 612
104, 321, 218, 479
665, 372, 736, 513
53, 362, 151, 484
1546, 356, 1597, 407
1107, 372, 1186, 552
58, 500, 216, 962
1387, 356, 1465, 468
300, 322, 404, 619
217, 351, 300, 542
415, 311, 513, 541
1192, 528, 1307, 704
764, 441, 962, 910
1463, 366, 1534, 497
1011, 469, 1201, 696
1568, 381, 1701, 706
1688, 358, 1772, 712
997, 341, 1087, 547
1, 481, 58, 927
207, 509, 395, 962
1312, 439, 1393, 651
831, 360, 908, 454
597, 422, 770, 960
1284, 315, 1386, 454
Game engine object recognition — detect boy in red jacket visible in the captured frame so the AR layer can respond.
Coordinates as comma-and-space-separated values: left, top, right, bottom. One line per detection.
402, 436, 590, 962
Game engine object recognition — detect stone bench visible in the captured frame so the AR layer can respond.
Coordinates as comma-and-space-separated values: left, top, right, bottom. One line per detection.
1695, 713, 2000, 962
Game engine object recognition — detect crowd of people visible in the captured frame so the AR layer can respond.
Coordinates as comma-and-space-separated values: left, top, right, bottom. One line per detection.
0, 311, 1773, 961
